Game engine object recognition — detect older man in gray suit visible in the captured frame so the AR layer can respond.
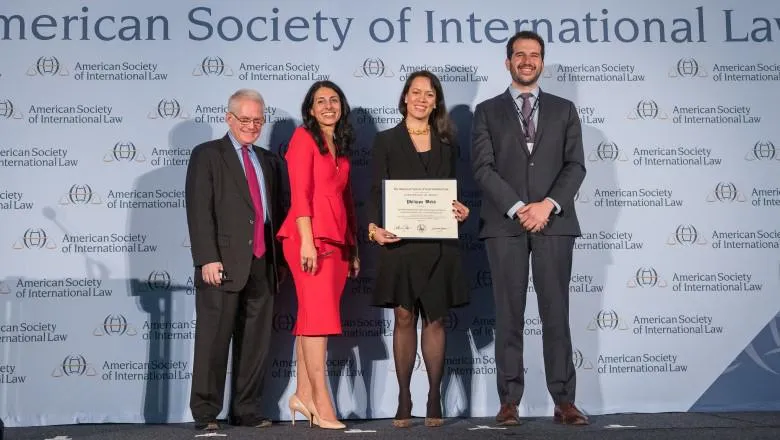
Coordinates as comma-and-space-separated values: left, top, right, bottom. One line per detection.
471, 30, 588, 426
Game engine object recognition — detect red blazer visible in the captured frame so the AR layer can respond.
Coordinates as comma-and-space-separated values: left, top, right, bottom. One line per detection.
277, 127, 356, 248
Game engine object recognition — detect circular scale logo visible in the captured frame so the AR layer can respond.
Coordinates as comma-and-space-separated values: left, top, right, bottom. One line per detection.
707, 182, 746, 203
587, 309, 627, 331
193, 56, 234, 77
627, 267, 667, 288
669, 57, 708, 78
636, 101, 658, 119
159, 100, 180, 118
23, 228, 48, 249
443, 311, 460, 333
572, 348, 593, 370
596, 309, 619, 330
104, 141, 146, 163
0, 99, 14, 118
60, 184, 102, 206
148, 99, 189, 120
628, 100, 668, 121
354, 58, 394, 78
588, 141, 628, 162
0, 99, 23, 119
27, 56, 69, 77
573, 348, 584, 368
52, 354, 96, 377
93, 314, 138, 337
745, 141, 779, 162
13, 228, 56, 250
667, 224, 707, 246
470, 269, 493, 289
146, 270, 172, 291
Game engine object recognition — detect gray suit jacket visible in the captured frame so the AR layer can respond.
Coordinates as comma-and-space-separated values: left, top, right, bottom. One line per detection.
471, 89, 586, 238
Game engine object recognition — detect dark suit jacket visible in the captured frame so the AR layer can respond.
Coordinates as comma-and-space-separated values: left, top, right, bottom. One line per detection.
367, 123, 469, 314
367, 123, 459, 232
185, 134, 288, 292
471, 89, 586, 239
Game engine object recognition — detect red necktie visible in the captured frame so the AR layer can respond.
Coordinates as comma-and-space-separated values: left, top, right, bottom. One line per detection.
241, 145, 266, 258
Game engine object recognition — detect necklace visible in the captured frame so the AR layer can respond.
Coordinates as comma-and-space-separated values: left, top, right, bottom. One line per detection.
406, 125, 430, 135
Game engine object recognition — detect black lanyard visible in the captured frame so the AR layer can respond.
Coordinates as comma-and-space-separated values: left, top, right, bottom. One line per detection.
511, 93, 539, 141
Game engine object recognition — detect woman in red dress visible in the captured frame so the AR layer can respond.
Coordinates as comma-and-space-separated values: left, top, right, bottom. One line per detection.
276, 80, 359, 430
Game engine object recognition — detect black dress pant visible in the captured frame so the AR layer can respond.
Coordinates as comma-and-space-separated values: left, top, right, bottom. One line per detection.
189, 256, 274, 423
486, 234, 577, 405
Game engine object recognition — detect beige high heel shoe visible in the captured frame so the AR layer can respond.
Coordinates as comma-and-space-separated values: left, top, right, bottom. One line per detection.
305, 401, 346, 430
288, 395, 312, 427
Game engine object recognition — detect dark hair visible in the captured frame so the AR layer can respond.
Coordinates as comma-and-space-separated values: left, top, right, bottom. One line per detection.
398, 70, 454, 144
506, 31, 545, 61
301, 80, 354, 157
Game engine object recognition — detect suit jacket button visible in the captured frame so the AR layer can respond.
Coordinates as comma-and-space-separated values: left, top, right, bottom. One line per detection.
248, 239, 253, 245
249, 219, 254, 224
530, 162, 535, 166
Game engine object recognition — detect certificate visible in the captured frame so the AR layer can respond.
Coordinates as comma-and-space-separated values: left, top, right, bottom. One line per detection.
383, 179, 458, 239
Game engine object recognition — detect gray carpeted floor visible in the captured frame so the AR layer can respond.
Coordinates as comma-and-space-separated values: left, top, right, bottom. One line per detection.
4, 413, 780, 440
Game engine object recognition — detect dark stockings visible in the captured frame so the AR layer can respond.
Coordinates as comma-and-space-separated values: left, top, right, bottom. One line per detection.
392, 305, 446, 419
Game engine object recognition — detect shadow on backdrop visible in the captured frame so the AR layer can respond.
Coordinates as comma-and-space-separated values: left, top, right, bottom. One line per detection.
260, 113, 298, 420
127, 119, 211, 422
325, 107, 388, 420
542, 64, 615, 414
442, 78, 494, 417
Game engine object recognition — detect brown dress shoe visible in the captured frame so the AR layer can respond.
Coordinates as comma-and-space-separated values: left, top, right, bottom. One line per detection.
553, 402, 589, 425
194, 421, 220, 431
496, 402, 521, 426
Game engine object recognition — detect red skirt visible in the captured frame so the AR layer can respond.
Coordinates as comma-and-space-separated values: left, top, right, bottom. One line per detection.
282, 238, 349, 336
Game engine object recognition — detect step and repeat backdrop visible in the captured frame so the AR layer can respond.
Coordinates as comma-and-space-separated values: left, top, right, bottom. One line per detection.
2, 0, 779, 427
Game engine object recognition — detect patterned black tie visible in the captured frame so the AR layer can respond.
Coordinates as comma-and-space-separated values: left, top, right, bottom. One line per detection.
520, 93, 536, 142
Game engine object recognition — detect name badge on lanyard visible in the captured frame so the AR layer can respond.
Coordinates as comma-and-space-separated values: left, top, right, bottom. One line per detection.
511, 94, 538, 151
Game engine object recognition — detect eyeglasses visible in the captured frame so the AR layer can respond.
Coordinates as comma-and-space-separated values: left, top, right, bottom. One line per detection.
229, 112, 265, 127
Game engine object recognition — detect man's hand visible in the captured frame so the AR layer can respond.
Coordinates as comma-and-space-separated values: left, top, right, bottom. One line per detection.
201, 261, 224, 286
518, 200, 554, 232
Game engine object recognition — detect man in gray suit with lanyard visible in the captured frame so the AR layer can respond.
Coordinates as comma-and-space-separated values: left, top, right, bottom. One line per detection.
471, 30, 588, 426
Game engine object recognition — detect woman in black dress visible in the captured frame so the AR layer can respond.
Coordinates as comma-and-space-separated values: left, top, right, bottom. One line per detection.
367, 70, 470, 427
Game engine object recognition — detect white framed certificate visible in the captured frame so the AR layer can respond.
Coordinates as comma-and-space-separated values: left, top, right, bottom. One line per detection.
382, 179, 458, 239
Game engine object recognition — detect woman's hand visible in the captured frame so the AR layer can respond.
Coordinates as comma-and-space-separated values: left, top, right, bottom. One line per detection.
452, 200, 470, 222
369, 223, 401, 246
300, 241, 318, 274
349, 255, 360, 278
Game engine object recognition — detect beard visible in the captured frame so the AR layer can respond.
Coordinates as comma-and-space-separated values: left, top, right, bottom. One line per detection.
511, 65, 542, 87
